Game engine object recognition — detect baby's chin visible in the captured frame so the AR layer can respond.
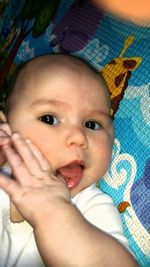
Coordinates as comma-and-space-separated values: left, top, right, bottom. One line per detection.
70, 182, 91, 197
10, 202, 24, 223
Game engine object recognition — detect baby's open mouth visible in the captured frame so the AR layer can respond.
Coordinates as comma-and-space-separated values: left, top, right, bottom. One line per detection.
56, 161, 84, 190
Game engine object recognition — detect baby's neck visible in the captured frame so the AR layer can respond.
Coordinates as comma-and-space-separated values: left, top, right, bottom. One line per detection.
10, 202, 24, 223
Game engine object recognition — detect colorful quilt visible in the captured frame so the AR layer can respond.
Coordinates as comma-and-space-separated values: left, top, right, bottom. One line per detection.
0, 1, 150, 266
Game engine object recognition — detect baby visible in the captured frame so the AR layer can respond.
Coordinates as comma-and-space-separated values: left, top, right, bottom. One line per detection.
0, 54, 138, 267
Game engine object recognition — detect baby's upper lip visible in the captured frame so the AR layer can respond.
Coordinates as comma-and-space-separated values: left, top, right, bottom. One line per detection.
56, 159, 85, 174
62, 159, 85, 168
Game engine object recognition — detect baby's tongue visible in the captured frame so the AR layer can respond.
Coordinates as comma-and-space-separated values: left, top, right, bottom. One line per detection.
58, 163, 83, 189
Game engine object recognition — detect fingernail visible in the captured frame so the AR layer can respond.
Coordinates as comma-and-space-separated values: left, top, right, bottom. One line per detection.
0, 131, 7, 137
25, 138, 32, 144
12, 132, 20, 139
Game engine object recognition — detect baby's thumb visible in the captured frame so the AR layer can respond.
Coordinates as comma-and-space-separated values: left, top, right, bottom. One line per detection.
0, 123, 12, 137
0, 132, 11, 166
0, 131, 11, 145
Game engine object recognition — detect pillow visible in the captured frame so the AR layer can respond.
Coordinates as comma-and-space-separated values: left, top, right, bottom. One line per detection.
0, 1, 149, 266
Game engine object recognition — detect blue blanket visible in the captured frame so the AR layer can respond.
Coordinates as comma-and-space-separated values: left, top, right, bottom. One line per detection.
0, 1, 149, 266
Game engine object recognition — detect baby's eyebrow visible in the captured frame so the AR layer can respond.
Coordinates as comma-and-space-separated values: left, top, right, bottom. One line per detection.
88, 109, 111, 120
31, 99, 112, 120
31, 98, 66, 107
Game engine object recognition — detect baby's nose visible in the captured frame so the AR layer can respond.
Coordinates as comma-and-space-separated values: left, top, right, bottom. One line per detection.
65, 126, 88, 149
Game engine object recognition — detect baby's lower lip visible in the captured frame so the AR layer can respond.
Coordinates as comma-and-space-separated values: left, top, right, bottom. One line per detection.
64, 175, 82, 190
57, 171, 84, 190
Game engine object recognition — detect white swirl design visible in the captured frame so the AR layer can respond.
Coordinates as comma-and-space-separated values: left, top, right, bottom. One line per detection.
103, 139, 150, 256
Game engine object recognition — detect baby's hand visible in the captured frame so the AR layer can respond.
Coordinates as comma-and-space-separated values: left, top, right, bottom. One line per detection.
0, 123, 12, 166
0, 133, 71, 227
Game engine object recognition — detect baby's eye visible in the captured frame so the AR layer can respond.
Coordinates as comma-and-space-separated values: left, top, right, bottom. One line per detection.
85, 120, 102, 130
39, 115, 59, 125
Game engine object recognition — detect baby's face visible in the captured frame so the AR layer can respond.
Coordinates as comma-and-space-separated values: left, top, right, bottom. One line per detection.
7, 66, 114, 196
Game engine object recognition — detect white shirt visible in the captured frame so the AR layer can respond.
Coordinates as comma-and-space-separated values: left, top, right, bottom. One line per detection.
0, 184, 129, 267
72, 184, 129, 248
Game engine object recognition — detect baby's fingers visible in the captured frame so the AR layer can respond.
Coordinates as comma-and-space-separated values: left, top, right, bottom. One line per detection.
12, 133, 47, 177
2, 144, 33, 185
0, 122, 12, 136
0, 130, 11, 145
0, 130, 12, 166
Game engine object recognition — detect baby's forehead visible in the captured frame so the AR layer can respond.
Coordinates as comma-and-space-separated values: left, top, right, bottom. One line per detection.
23, 56, 91, 76
15, 56, 97, 90
10, 55, 109, 103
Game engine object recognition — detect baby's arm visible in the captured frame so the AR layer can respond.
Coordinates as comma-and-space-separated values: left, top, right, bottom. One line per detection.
0, 133, 138, 267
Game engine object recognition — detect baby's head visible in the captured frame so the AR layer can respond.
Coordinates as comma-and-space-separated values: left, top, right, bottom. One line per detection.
3, 54, 114, 196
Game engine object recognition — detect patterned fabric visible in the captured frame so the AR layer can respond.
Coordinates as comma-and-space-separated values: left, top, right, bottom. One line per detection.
0, 1, 149, 266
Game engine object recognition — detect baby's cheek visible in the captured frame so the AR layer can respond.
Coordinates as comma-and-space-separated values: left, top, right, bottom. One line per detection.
32, 136, 51, 158
22, 129, 50, 158
95, 141, 112, 172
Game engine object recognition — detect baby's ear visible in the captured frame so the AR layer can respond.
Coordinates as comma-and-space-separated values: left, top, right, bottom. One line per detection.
0, 111, 7, 123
